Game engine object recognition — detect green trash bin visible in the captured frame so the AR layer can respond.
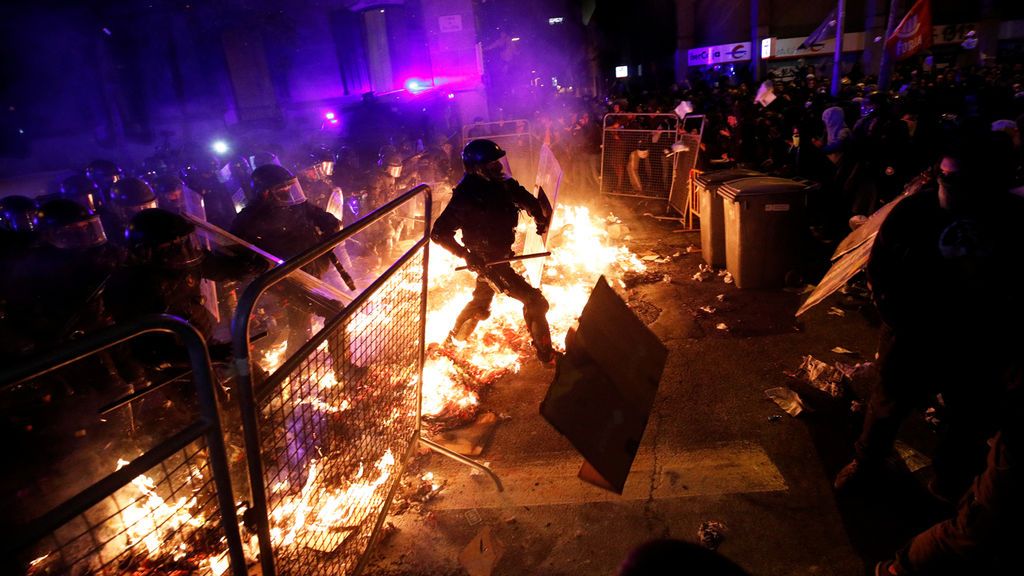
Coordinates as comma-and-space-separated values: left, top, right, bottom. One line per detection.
696, 169, 761, 267
719, 176, 809, 289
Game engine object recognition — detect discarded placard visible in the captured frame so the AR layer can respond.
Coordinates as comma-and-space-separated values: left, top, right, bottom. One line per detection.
541, 276, 668, 494
796, 355, 845, 399
765, 387, 808, 416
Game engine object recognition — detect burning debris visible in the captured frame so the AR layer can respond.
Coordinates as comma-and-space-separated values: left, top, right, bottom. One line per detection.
697, 520, 728, 551
421, 204, 646, 426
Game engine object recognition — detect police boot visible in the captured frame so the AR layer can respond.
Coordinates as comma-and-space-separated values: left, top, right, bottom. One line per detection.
528, 318, 555, 364
448, 314, 481, 343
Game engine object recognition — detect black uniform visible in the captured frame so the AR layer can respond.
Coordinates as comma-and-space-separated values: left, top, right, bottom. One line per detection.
431, 172, 553, 360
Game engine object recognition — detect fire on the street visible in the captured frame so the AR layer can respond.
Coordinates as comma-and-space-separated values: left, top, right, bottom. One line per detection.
45, 202, 641, 575
421, 203, 645, 420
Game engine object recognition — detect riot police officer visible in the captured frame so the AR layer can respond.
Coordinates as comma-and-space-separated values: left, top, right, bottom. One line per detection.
105, 208, 264, 350
231, 164, 355, 358
106, 177, 158, 243
59, 174, 103, 211
0, 195, 39, 258
430, 139, 555, 363
149, 174, 187, 213
85, 159, 123, 206
180, 157, 236, 229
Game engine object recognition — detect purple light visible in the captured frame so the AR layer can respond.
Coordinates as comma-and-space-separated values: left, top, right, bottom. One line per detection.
447, 93, 456, 99
325, 111, 336, 120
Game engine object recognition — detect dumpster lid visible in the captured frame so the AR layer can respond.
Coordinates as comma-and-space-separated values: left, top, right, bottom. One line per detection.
719, 176, 808, 201
695, 168, 762, 187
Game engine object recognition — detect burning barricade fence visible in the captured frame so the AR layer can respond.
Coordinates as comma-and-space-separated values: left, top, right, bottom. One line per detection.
3, 177, 650, 575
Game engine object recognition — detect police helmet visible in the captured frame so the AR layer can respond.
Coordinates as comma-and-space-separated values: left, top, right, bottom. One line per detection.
461, 139, 506, 169
126, 208, 203, 268
60, 174, 101, 211
37, 198, 107, 249
150, 174, 186, 212
109, 177, 159, 220
85, 159, 123, 192
251, 164, 307, 206
0, 195, 38, 233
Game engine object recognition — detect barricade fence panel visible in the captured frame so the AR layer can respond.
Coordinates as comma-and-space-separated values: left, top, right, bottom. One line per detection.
1, 317, 244, 576
233, 186, 431, 576
462, 120, 536, 186
18, 438, 233, 576
600, 113, 680, 200
667, 131, 704, 216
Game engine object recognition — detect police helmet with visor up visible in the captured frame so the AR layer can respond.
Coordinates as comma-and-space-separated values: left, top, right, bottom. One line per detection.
108, 177, 159, 221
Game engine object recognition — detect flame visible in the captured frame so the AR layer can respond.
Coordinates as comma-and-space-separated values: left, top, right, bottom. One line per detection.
421, 203, 645, 419
269, 450, 396, 550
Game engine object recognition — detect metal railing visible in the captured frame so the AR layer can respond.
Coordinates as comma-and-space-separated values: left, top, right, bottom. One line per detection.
232, 184, 500, 576
0, 315, 245, 576
599, 113, 681, 201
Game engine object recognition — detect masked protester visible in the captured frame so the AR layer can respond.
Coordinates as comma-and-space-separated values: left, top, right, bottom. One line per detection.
835, 124, 1024, 505
430, 139, 556, 364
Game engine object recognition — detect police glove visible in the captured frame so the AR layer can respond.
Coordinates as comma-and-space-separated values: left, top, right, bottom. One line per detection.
464, 251, 487, 273
536, 218, 549, 236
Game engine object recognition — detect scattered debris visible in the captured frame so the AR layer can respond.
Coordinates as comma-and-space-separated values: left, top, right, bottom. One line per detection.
662, 275, 672, 283
642, 254, 660, 262
498, 412, 512, 421
722, 272, 734, 284
827, 307, 846, 317
685, 244, 701, 254
672, 251, 681, 258
831, 346, 858, 355
834, 361, 875, 382
894, 441, 932, 473
459, 526, 505, 576
715, 323, 728, 331
715, 294, 725, 302
792, 355, 846, 399
607, 223, 629, 240
432, 412, 500, 456
768, 414, 783, 423
765, 387, 808, 416
784, 284, 816, 295
692, 264, 715, 282
698, 520, 728, 551
850, 400, 865, 414
699, 306, 716, 314
924, 407, 941, 428
623, 270, 666, 288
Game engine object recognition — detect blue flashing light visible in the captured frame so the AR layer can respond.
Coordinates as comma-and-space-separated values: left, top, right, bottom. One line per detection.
211, 140, 230, 155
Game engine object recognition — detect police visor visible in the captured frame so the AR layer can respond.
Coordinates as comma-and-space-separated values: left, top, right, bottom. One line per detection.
48, 216, 107, 249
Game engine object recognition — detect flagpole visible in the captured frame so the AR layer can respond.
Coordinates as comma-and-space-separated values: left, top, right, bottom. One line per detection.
878, 0, 902, 91
831, 0, 846, 97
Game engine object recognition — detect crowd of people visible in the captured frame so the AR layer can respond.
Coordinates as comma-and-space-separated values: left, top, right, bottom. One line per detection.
2, 52, 1024, 572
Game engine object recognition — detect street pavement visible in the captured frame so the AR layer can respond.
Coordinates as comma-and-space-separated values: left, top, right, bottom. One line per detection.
366, 195, 948, 576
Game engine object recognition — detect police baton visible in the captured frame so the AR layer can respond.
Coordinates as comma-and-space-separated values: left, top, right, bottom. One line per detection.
455, 251, 551, 271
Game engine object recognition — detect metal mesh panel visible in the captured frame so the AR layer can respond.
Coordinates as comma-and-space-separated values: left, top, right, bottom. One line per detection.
462, 120, 536, 183
17, 440, 232, 576
667, 132, 703, 216
258, 251, 424, 575
600, 114, 680, 199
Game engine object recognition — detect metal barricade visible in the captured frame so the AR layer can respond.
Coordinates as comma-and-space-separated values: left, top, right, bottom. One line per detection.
599, 113, 680, 201
0, 315, 246, 576
667, 115, 705, 221
232, 185, 500, 576
462, 120, 536, 184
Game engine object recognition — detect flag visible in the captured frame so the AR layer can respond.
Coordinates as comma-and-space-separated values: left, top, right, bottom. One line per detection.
799, 7, 838, 50
886, 0, 933, 61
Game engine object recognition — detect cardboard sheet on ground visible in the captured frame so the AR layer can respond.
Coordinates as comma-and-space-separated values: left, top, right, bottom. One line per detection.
521, 144, 563, 285
540, 276, 668, 494
796, 175, 929, 317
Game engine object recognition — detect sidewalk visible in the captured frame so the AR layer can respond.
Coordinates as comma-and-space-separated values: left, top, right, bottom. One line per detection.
366, 196, 939, 576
